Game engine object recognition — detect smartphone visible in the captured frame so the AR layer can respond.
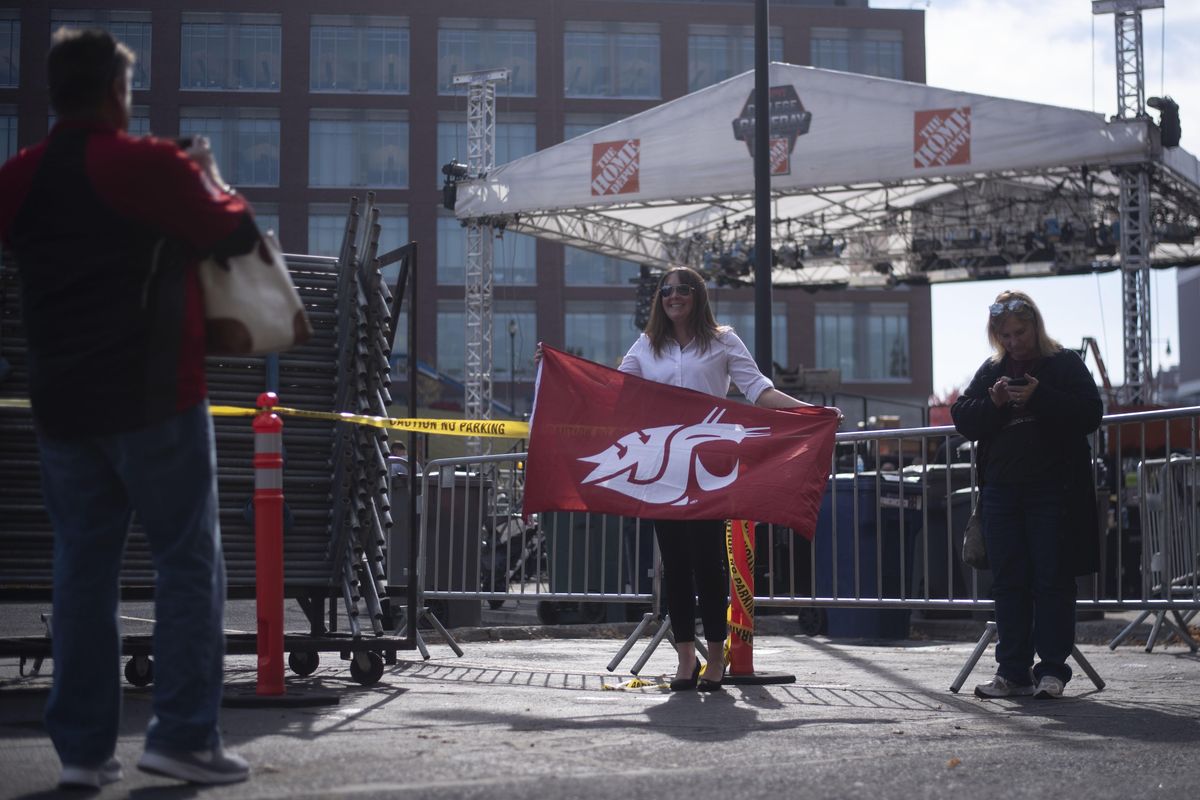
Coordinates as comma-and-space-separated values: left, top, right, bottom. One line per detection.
1007, 377, 1029, 387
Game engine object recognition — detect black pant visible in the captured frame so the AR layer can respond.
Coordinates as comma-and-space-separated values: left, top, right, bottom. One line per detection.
654, 518, 728, 644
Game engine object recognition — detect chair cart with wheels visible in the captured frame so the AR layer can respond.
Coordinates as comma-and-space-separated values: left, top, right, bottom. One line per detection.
0, 203, 420, 689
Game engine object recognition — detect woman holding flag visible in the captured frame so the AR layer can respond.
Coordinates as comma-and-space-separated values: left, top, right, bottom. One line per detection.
534, 266, 837, 690
617, 266, 826, 691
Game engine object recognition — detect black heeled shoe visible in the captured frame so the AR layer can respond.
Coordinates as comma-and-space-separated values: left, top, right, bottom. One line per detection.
697, 664, 726, 692
669, 659, 701, 691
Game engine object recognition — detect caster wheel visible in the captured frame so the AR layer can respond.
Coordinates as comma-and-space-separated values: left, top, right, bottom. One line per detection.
124, 655, 154, 687
578, 602, 606, 624
288, 650, 319, 677
536, 601, 560, 625
797, 608, 827, 636
349, 651, 384, 686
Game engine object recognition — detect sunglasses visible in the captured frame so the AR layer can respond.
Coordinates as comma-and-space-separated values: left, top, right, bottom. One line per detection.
989, 298, 1029, 316
660, 284, 694, 298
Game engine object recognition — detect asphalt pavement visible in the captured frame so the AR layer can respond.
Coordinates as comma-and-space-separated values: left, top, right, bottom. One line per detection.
1, 600, 1198, 800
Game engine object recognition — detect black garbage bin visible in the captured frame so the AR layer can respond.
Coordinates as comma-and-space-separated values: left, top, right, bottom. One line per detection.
814, 473, 917, 639
542, 512, 654, 623
907, 470, 975, 612
757, 521, 812, 603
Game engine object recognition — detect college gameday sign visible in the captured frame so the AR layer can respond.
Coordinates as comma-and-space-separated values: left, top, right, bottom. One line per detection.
731, 84, 812, 175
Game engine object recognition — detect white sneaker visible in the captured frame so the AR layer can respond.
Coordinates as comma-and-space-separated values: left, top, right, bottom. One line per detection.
59, 757, 123, 789
973, 674, 1036, 699
138, 746, 249, 785
1034, 675, 1065, 699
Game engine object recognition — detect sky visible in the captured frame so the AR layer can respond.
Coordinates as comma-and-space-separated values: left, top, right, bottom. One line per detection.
872, 0, 1200, 395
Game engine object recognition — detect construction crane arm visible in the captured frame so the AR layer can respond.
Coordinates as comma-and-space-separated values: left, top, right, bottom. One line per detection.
1078, 337, 1117, 407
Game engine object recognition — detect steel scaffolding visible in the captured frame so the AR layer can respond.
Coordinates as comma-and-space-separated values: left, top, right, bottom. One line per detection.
1095, 0, 1163, 404
453, 68, 508, 455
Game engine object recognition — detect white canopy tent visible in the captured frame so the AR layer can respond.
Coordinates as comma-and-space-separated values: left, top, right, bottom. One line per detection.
457, 62, 1200, 289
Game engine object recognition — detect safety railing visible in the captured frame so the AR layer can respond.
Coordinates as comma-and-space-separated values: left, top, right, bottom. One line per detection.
402, 406, 1200, 634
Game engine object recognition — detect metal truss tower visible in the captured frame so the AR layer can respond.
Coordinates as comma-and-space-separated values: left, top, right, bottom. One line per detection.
453, 68, 508, 454
1094, 0, 1162, 404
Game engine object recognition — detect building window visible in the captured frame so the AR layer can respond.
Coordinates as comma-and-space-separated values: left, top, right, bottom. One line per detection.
308, 203, 408, 263
811, 35, 849, 73
310, 15, 408, 94
564, 246, 639, 287
493, 231, 537, 286
811, 28, 903, 80
390, 309, 409, 376
253, 201, 279, 242
128, 106, 151, 135
562, 112, 624, 143
711, 300, 788, 369
438, 19, 535, 97
181, 12, 281, 91
564, 22, 660, 99
0, 13, 18, 88
438, 299, 537, 382
180, 108, 280, 186
815, 301, 909, 381
51, 10, 152, 89
436, 113, 536, 184
565, 300, 638, 369
437, 215, 535, 285
0, 107, 16, 161
308, 110, 408, 188
495, 302, 537, 381
50, 105, 148, 135
688, 25, 782, 92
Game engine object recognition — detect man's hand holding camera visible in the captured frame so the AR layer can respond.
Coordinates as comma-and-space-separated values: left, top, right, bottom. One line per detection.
178, 135, 234, 197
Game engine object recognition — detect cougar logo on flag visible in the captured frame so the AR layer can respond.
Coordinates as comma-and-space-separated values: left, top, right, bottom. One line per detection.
577, 408, 769, 506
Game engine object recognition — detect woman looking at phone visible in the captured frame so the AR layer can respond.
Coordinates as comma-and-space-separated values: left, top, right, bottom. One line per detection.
951, 290, 1102, 699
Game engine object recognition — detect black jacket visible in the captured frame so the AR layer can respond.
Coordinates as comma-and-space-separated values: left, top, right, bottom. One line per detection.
951, 348, 1103, 575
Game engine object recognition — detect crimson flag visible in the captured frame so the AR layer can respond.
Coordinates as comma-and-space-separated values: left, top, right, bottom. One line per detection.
522, 346, 838, 538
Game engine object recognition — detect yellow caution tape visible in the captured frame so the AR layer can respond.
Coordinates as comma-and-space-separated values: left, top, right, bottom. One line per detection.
602, 677, 668, 691
2, 397, 529, 439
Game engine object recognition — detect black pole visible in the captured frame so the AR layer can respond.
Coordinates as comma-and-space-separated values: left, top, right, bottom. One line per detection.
753, 0, 773, 377
406, 242, 419, 649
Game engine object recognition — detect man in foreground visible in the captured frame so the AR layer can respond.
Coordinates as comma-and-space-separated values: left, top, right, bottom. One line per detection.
0, 28, 257, 788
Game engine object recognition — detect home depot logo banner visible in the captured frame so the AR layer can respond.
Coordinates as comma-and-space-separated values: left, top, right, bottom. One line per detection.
522, 346, 838, 536
769, 137, 791, 175
591, 139, 640, 196
914, 107, 971, 168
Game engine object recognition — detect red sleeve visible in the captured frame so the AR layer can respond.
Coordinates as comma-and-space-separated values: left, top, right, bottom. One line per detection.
86, 132, 251, 251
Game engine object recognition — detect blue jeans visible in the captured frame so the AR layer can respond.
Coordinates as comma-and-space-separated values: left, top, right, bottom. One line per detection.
39, 401, 226, 766
981, 482, 1076, 685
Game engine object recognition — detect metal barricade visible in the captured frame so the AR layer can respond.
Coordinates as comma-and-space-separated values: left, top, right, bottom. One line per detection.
395, 407, 1200, 664
1109, 453, 1200, 650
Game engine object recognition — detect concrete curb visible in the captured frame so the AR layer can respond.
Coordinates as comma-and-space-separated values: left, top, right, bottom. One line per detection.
417, 612, 1177, 648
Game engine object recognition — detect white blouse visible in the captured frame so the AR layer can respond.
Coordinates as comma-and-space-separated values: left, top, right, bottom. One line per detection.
617, 328, 775, 403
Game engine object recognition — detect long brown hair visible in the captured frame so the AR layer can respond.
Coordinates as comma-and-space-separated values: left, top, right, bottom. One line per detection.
986, 289, 1062, 363
644, 266, 721, 356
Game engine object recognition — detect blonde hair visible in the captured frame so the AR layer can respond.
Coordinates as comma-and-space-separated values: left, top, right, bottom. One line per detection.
986, 289, 1062, 363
